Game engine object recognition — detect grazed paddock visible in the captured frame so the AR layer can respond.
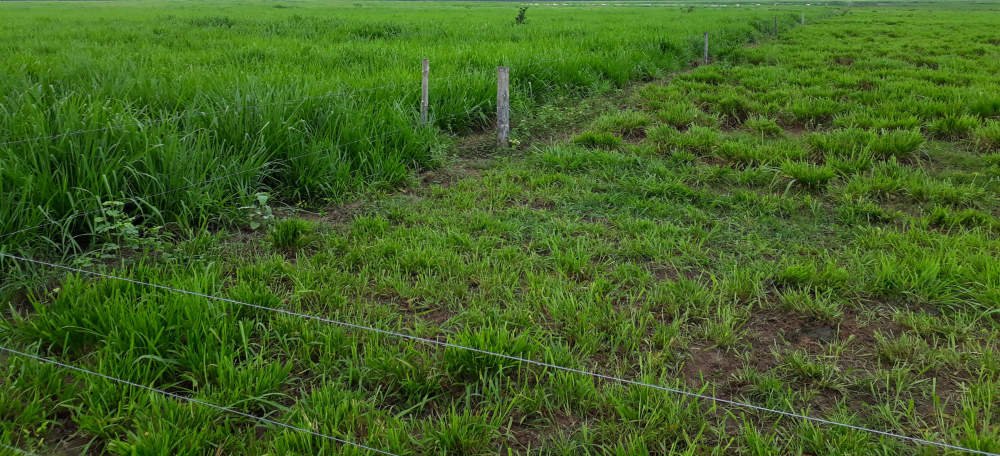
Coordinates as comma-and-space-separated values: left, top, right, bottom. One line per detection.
3, 2, 1000, 456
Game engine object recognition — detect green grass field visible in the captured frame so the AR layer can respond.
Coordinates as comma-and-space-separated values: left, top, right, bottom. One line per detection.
4, 1, 1000, 455
0, 0, 817, 258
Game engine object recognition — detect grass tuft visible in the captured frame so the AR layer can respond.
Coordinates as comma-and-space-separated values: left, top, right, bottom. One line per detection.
742, 115, 784, 137
974, 120, 1000, 151
781, 161, 836, 190
572, 131, 623, 150
927, 114, 980, 140
267, 219, 316, 251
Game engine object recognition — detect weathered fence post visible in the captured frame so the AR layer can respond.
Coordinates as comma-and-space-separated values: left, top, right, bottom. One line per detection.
801, 12, 805, 25
703, 32, 709, 65
497, 67, 510, 148
421, 58, 429, 124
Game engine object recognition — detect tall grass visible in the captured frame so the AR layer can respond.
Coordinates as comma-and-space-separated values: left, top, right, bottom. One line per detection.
0, 1, 819, 256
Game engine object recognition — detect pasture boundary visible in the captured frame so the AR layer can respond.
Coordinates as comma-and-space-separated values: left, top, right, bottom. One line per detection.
2, 253, 997, 456
0, 49, 650, 244
0, 10, 813, 246
2, 12, 929, 456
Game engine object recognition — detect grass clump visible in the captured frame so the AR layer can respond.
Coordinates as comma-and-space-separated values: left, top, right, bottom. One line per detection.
927, 114, 980, 140
717, 140, 807, 167
809, 128, 878, 156
810, 128, 924, 160
924, 206, 998, 231
742, 115, 784, 137
654, 103, 718, 129
781, 161, 837, 190
974, 120, 1000, 151
571, 131, 623, 150
869, 129, 926, 159
590, 111, 650, 136
267, 218, 316, 251
788, 98, 843, 126
648, 125, 720, 155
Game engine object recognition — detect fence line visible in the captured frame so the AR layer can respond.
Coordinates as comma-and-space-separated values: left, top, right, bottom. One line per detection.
0, 347, 402, 456
0, 51, 620, 243
0, 50, 610, 150
0, 49, 626, 243
1, 252, 994, 456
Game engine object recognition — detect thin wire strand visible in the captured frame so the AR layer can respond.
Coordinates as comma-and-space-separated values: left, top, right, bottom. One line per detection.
0, 443, 38, 456
0, 104, 486, 241
2, 253, 995, 456
0, 346, 400, 456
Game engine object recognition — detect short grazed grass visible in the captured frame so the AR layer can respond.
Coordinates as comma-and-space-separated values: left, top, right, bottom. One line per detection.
3, 2, 1000, 456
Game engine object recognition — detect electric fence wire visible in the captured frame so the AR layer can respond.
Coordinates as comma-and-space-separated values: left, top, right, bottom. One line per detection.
2, 252, 996, 456
0, 346, 402, 456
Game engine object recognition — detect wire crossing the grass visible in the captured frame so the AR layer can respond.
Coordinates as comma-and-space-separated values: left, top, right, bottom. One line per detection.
2, 253, 996, 456
0, 347, 403, 456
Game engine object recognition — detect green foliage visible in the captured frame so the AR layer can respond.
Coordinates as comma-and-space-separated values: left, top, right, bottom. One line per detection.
975, 120, 1000, 151
240, 193, 275, 230
654, 103, 718, 129
590, 111, 650, 136
572, 131, 623, 150
809, 128, 924, 160
869, 129, 926, 159
515, 6, 529, 25
781, 161, 836, 189
927, 114, 980, 139
266, 218, 316, 251
7, 4, 1000, 456
648, 125, 720, 154
742, 115, 784, 137
0, 1, 794, 254
788, 98, 844, 125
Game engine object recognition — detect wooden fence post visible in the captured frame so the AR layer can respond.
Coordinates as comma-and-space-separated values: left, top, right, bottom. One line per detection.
421, 58, 429, 124
703, 32, 708, 65
497, 67, 510, 148
801, 12, 805, 25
